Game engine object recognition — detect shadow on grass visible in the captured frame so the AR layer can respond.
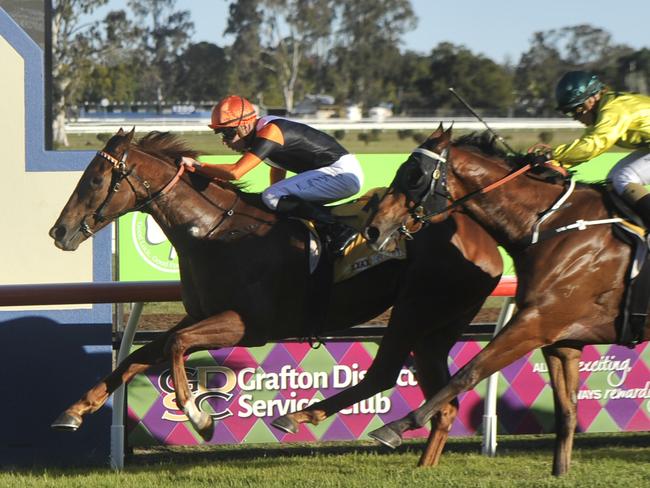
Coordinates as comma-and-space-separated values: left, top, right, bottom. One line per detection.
127, 432, 650, 467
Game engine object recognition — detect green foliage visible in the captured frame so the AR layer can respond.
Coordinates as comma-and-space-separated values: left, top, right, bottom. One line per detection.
397, 129, 413, 140
332, 0, 417, 109
171, 42, 229, 103
333, 129, 346, 140
421, 42, 515, 115
513, 25, 636, 116
54, 0, 649, 127
96, 133, 112, 143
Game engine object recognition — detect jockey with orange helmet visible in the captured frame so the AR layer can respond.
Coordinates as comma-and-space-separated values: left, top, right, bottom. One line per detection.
551, 71, 650, 225
181, 95, 364, 252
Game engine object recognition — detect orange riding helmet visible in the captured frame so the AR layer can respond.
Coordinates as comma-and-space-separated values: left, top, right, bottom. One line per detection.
208, 95, 257, 129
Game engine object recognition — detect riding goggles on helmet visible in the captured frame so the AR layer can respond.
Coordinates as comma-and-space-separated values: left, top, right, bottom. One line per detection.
214, 127, 238, 140
562, 104, 588, 118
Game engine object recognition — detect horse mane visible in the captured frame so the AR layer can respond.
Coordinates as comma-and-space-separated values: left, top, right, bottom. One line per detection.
134, 131, 250, 194
451, 130, 607, 192
453, 131, 508, 159
135, 131, 200, 161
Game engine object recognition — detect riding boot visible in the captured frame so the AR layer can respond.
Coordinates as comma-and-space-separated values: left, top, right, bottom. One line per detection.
275, 195, 358, 255
275, 195, 337, 225
633, 193, 650, 229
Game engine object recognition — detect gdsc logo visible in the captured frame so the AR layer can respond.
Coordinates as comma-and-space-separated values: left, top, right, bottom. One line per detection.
158, 366, 236, 422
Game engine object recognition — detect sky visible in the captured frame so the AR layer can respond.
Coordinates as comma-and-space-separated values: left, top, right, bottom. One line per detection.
91, 0, 650, 64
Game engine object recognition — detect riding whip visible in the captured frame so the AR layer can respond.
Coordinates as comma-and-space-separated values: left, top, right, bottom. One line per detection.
448, 87, 516, 154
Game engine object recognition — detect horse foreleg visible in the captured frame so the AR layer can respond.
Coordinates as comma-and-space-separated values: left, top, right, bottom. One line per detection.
411, 331, 460, 467
369, 309, 549, 448
51, 328, 183, 431
543, 345, 582, 476
165, 310, 246, 441
272, 325, 412, 434
417, 404, 458, 467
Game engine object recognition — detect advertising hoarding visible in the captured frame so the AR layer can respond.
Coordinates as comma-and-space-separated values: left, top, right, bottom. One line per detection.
127, 340, 650, 446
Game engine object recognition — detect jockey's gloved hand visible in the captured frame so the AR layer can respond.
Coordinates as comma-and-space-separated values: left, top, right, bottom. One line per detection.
525, 143, 553, 166
520, 152, 550, 167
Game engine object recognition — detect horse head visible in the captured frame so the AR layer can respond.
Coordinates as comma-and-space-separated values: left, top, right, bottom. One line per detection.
364, 124, 453, 251
49, 127, 201, 251
49, 128, 139, 250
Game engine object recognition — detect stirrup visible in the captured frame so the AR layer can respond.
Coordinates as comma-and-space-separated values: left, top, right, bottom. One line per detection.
328, 226, 359, 256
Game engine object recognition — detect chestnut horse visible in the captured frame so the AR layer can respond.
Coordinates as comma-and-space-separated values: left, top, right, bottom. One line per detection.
49, 128, 503, 467
364, 126, 649, 475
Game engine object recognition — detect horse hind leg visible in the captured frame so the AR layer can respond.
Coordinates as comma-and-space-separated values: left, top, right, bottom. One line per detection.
272, 325, 412, 434
543, 345, 582, 476
369, 309, 549, 447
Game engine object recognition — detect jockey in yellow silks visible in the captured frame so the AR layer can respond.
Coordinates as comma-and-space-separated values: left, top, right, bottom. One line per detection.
552, 71, 650, 225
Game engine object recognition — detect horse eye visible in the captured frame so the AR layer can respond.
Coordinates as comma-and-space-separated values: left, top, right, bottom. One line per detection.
406, 168, 424, 189
91, 176, 104, 187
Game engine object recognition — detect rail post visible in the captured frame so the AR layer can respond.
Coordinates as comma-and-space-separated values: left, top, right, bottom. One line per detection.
110, 302, 144, 470
481, 296, 516, 456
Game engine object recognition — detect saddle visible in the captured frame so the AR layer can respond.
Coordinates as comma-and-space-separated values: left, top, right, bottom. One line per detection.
297, 188, 407, 346
298, 188, 406, 277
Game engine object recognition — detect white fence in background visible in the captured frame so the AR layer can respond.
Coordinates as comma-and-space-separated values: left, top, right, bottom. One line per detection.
66, 117, 582, 134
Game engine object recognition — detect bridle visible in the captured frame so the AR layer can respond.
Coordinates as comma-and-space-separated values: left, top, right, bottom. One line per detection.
80, 148, 193, 237
394, 145, 536, 238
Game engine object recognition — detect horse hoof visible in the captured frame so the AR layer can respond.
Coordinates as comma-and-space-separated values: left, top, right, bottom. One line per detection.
197, 414, 215, 442
368, 424, 403, 449
271, 415, 298, 434
51, 412, 82, 431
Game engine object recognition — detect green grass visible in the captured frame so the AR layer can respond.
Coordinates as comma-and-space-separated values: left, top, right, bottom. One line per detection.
3, 433, 650, 487
64, 128, 585, 156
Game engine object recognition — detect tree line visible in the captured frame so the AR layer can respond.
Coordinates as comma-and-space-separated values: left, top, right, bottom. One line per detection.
53, 0, 650, 145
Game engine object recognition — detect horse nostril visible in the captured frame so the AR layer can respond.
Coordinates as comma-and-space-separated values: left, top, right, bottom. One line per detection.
365, 226, 380, 243
49, 225, 66, 241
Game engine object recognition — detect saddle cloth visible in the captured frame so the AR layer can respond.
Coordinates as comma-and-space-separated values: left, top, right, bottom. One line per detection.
300, 187, 407, 282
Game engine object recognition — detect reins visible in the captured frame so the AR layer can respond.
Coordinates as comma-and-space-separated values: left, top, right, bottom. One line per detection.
406, 147, 627, 247
413, 147, 536, 223
84, 146, 273, 241
87, 149, 190, 232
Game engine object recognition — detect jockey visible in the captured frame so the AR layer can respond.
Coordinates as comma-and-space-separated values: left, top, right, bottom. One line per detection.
181, 95, 364, 253
551, 71, 650, 226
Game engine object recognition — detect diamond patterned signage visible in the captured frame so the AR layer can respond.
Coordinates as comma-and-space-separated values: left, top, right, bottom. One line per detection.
127, 341, 650, 447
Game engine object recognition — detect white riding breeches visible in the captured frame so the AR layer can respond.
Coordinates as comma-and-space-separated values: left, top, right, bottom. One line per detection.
262, 154, 364, 210
609, 149, 650, 194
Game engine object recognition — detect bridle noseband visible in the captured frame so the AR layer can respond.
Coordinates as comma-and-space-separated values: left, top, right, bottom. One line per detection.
81, 148, 187, 237
392, 147, 451, 239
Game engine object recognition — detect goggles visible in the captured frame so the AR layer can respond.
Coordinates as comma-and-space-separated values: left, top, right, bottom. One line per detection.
214, 127, 238, 140
562, 104, 588, 118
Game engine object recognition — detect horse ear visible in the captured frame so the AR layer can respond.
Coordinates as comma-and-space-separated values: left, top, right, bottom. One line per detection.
126, 127, 136, 143
427, 122, 445, 140
117, 127, 125, 136
442, 125, 454, 142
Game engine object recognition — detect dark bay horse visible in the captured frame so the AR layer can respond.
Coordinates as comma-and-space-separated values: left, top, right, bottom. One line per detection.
364, 126, 649, 475
49, 128, 503, 467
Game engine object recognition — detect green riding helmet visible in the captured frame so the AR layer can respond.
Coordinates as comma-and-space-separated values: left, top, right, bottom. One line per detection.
555, 71, 606, 112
